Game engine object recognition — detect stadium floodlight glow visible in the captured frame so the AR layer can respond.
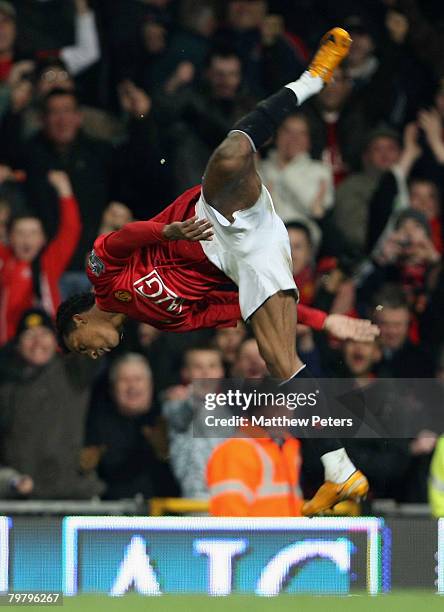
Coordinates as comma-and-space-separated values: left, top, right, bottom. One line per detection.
62, 516, 383, 596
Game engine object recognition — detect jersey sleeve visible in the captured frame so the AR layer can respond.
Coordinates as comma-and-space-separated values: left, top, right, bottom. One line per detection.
297, 304, 327, 331
103, 220, 167, 259
86, 233, 128, 292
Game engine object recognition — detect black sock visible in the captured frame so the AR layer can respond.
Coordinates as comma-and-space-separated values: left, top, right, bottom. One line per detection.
280, 366, 343, 452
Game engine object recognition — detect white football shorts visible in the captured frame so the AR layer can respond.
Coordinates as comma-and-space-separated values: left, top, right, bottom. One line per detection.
196, 185, 298, 321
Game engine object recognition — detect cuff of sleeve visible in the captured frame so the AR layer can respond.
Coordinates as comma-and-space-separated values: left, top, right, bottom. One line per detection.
309, 309, 328, 331
298, 305, 327, 331
312, 309, 328, 331
150, 222, 167, 242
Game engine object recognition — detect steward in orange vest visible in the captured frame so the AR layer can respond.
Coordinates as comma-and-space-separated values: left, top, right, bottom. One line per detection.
207, 425, 303, 516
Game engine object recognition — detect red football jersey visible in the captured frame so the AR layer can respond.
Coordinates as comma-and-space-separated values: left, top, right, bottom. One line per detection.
87, 186, 241, 332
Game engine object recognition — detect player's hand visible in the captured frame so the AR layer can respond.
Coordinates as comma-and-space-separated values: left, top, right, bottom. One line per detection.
323, 314, 380, 342
163, 216, 214, 242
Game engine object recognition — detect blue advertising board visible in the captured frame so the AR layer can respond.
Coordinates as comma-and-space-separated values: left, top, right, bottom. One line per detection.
0, 515, 440, 595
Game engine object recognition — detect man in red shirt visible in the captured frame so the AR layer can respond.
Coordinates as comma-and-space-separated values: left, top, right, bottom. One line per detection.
57, 30, 375, 515
0, 171, 81, 343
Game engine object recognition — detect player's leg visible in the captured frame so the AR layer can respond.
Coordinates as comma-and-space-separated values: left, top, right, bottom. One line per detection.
243, 30, 367, 515
249, 290, 302, 379
202, 27, 352, 220
203, 131, 262, 220
251, 294, 369, 515
202, 28, 368, 515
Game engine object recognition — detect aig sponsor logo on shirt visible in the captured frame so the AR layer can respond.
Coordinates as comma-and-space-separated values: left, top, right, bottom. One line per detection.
134, 269, 185, 314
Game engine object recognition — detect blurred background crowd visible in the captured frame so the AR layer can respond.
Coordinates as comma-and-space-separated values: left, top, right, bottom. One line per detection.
1, 0, 444, 516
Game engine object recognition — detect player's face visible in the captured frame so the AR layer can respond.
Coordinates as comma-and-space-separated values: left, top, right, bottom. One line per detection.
10, 218, 46, 262
67, 318, 121, 359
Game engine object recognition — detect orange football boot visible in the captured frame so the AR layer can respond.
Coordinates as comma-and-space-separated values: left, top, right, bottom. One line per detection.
308, 27, 353, 84
302, 470, 369, 517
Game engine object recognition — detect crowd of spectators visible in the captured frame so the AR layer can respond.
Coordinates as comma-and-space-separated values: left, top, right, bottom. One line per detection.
0, 0, 444, 514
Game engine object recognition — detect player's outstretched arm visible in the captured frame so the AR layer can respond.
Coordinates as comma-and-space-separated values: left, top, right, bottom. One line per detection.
104, 217, 214, 259
297, 304, 380, 342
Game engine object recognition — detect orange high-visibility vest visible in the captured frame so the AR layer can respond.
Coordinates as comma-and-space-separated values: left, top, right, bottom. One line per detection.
207, 436, 303, 516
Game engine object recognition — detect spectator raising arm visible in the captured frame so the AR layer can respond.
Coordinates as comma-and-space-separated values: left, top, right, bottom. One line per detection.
60, 0, 100, 76
418, 109, 444, 165
41, 171, 82, 278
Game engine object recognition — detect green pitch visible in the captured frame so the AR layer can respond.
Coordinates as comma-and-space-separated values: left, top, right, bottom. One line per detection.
18, 593, 443, 612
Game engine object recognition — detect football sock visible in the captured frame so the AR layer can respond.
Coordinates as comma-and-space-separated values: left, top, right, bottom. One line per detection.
321, 447, 356, 484
279, 365, 357, 483
231, 71, 323, 151
285, 71, 324, 105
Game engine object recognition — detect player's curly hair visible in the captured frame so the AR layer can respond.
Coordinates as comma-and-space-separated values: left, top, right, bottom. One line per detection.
56, 292, 96, 352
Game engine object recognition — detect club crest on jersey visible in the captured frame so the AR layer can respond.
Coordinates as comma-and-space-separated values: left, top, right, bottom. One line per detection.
88, 250, 105, 276
114, 290, 133, 303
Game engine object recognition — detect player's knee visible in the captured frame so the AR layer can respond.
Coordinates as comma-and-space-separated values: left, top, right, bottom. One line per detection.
211, 133, 252, 175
